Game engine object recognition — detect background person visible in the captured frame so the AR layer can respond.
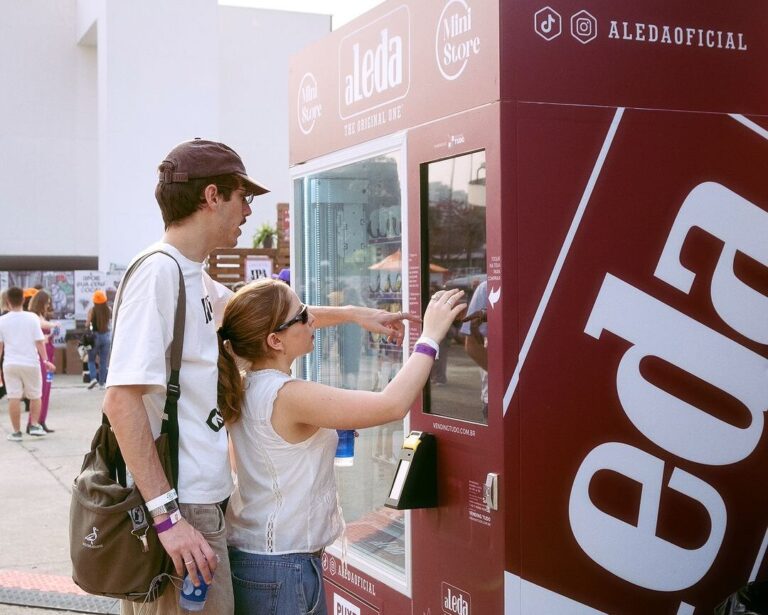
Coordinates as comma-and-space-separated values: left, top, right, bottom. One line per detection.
22, 287, 38, 311
217, 280, 465, 615
0, 289, 7, 401
27, 290, 58, 433
0, 287, 55, 441
20, 287, 40, 415
460, 279, 488, 420
85, 290, 111, 390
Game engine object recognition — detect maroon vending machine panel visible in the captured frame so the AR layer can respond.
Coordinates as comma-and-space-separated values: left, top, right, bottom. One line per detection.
506, 102, 768, 615
501, 1, 768, 613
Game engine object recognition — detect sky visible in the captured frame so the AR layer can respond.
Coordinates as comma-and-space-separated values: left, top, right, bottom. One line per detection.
219, 0, 386, 29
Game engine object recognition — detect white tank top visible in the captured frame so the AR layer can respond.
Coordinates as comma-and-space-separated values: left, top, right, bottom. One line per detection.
226, 369, 343, 554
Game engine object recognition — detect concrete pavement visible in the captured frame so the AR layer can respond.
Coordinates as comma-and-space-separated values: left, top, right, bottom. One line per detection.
0, 374, 118, 614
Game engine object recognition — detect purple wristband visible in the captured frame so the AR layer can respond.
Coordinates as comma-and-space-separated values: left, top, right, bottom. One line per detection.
414, 343, 437, 359
154, 510, 182, 534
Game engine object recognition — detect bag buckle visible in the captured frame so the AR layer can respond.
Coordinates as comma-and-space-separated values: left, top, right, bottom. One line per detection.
167, 383, 181, 400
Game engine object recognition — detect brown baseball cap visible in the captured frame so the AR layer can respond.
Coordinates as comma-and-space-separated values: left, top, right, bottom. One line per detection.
158, 138, 270, 196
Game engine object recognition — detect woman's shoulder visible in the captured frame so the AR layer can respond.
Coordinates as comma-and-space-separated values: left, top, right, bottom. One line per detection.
243, 370, 293, 409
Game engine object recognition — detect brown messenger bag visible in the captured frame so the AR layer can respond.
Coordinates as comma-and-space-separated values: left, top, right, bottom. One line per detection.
69, 250, 184, 602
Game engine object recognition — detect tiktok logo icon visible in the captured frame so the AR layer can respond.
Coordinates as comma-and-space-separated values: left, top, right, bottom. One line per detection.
535, 6, 562, 41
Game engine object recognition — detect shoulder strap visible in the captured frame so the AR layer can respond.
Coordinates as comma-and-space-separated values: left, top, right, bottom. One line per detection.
105, 249, 185, 488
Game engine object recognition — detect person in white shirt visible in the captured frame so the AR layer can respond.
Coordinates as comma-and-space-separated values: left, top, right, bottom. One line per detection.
0, 286, 56, 441
105, 139, 417, 615
218, 279, 465, 615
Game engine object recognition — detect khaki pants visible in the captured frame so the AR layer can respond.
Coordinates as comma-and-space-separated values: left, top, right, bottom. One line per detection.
121, 503, 233, 615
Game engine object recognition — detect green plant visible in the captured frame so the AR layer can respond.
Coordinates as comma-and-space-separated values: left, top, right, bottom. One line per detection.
253, 222, 277, 248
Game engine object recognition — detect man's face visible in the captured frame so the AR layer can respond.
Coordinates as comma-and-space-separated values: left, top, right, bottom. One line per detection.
216, 186, 253, 248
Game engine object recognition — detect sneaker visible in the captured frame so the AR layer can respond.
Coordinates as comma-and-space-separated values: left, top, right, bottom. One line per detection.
87, 379, 98, 390
6, 431, 22, 442
99, 384, 106, 391
28, 424, 47, 437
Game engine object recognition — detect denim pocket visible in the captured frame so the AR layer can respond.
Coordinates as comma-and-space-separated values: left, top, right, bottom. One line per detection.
232, 572, 281, 615
304, 556, 325, 614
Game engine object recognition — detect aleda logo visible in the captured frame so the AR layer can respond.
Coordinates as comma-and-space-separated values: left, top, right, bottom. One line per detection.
442, 581, 471, 615
298, 72, 321, 135
338, 5, 410, 119
435, 0, 481, 81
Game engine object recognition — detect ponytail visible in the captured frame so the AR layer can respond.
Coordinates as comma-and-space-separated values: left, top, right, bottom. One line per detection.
217, 333, 244, 424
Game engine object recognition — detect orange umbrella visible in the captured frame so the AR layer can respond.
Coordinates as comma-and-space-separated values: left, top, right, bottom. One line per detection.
369, 249, 448, 272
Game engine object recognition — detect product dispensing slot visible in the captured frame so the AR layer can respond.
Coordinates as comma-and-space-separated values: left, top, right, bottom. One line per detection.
384, 431, 437, 510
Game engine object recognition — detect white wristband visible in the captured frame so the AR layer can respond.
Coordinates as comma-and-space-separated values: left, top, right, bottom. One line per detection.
415, 336, 440, 359
145, 489, 177, 512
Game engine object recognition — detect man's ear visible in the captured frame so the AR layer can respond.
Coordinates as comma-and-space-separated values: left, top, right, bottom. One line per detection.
202, 183, 220, 209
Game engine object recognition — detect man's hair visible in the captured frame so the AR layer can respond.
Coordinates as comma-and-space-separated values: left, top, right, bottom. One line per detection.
154, 167, 243, 228
6, 287, 23, 308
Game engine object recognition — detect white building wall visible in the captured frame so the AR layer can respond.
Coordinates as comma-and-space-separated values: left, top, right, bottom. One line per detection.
0, 0, 97, 258
0, 0, 329, 271
97, 0, 221, 270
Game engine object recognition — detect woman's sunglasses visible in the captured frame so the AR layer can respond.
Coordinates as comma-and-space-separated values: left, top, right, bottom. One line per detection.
274, 304, 309, 332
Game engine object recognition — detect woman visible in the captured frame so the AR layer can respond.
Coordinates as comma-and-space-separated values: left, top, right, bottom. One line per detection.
85, 290, 111, 390
218, 279, 465, 615
27, 290, 57, 433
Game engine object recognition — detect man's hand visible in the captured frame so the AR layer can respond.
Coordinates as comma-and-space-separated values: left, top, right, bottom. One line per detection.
354, 307, 420, 346
157, 517, 218, 585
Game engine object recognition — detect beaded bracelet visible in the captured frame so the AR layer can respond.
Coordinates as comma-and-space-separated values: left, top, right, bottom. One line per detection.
154, 509, 182, 534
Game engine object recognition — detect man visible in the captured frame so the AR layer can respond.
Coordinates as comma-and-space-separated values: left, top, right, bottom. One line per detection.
105, 139, 414, 614
0, 286, 56, 441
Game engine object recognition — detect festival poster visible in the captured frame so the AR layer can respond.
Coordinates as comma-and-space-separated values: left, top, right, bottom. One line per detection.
7, 271, 75, 319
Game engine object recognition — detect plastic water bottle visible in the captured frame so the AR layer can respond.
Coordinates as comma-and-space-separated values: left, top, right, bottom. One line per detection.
179, 573, 209, 612
335, 430, 355, 467
46, 370, 54, 384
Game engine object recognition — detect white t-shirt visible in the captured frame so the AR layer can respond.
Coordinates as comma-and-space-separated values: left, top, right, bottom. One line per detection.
227, 369, 343, 554
0, 311, 44, 367
106, 243, 233, 504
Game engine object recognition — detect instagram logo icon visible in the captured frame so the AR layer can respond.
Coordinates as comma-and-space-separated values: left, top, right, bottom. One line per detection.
570, 10, 597, 44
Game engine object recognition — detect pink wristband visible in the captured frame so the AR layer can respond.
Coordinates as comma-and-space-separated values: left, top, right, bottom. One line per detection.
414, 343, 437, 360
154, 509, 182, 534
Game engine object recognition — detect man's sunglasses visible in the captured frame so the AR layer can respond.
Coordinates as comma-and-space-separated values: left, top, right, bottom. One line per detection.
274, 304, 309, 332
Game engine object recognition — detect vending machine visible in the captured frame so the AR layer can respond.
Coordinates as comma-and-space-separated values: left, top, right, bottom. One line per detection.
288, 1, 768, 613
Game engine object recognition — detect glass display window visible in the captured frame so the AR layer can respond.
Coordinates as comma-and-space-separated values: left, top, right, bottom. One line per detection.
293, 148, 408, 585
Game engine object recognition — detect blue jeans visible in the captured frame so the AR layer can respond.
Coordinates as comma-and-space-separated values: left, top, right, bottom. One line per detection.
88, 331, 111, 385
229, 548, 327, 615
